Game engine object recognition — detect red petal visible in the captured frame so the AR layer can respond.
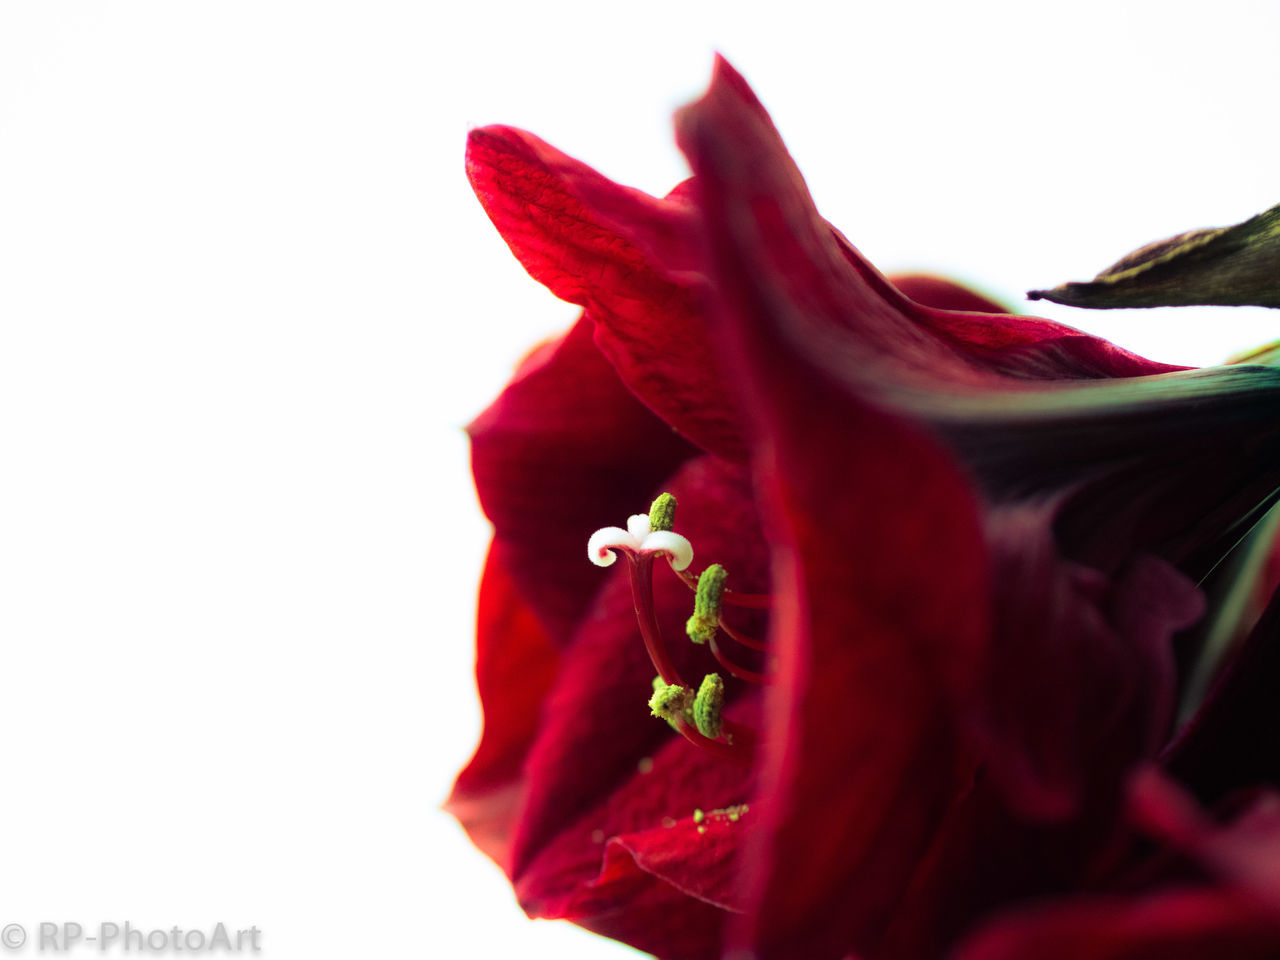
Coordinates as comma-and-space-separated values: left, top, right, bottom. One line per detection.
972, 511, 1203, 819
677, 58, 996, 958
466, 125, 747, 460
955, 889, 1280, 960
568, 844, 732, 960
517, 726, 755, 915
673, 60, 1178, 410
445, 547, 560, 870
890, 273, 1011, 314
512, 697, 759, 959
469, 316, 695, 644
1130, 768, 1280, 916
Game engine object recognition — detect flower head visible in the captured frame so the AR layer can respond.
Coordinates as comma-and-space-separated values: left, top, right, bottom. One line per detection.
449, 58, 1280, 960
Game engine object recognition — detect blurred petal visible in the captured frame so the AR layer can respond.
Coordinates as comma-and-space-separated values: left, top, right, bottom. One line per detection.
955, 889, 1280, 960
974, 511, 1203, 819
1130, 768, 1280, 915
1165, 587, 1280, 801
677, 57, 993, 957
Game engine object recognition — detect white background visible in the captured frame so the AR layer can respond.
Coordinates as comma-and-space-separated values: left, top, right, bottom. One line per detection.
1, 3, 1277, 958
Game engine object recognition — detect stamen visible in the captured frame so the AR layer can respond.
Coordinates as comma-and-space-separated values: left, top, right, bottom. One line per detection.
685, 565, 769, 674
708, 636, 770, 685
674, 567, 773, 610
717, 615, 770, 652
686, 564, 728, 644
650, 676, 753, 762
648, 492, 677, 532
649, 677, 694, 725
693, 673, 725, 739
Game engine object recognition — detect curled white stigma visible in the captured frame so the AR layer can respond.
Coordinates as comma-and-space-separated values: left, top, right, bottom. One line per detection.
641, 531, 693, 571
588, 515, 693, 571
588, 526, 641, 567
627, 514, 652, 541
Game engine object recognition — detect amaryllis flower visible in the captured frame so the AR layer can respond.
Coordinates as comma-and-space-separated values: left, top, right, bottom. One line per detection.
449, 58, 1280, 959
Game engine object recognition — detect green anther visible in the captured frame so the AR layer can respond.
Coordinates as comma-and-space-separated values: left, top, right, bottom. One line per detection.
693, 808, 705, 824
649, 677, 693, 725
685, 563, 727, 644
648, 492, 677, 533
693, 673, 725, 739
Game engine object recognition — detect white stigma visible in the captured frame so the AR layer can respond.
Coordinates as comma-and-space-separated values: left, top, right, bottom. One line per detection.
588, 526, 642, 567
627, 514, 652, 541
641, 531, 693, 571
587, 520, 694, 571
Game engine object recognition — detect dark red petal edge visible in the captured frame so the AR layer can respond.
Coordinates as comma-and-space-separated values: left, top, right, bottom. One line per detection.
973, 509, 1203, 820
677, 57, 992, 959
953, 888, 1280, 960
1165, 585, 1280, 802
1130, 767, 1280, 916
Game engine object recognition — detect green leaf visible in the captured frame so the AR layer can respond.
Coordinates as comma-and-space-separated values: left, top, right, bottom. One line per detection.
1028, 202, 1280, 309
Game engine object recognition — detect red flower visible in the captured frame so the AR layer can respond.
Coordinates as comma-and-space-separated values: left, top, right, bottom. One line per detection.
449, 59, 1280, 959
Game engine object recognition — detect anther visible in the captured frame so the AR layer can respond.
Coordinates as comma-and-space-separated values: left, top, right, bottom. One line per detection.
686, 564, 728, 644
648, 492, 677, 532
649, 676, 693, 726
693, 673, 725, 740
